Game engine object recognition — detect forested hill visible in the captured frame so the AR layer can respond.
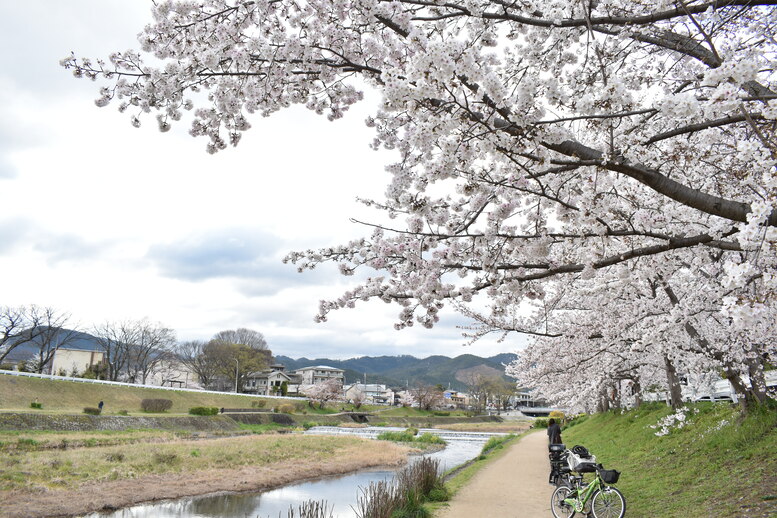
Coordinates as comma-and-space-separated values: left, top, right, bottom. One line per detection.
273, 353, 517, 391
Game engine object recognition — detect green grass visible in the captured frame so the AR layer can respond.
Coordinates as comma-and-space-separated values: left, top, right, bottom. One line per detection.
236, 422, 295, 434
377, 429, 447, 445
561, 401, 777, 518
376, 407, 470, 417
0, 374, 299, 415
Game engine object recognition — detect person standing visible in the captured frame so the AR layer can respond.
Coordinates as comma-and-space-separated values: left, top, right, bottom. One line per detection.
547, 418, 562, 444
98, 400, 104, 412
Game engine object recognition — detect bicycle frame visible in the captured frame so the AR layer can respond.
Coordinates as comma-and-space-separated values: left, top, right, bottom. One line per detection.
564, 472, 604, 513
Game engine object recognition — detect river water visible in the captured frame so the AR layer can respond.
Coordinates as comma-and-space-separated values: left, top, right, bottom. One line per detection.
84, 426, 504, 518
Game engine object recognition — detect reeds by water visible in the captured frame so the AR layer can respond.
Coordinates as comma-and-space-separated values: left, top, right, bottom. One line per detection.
353, 457, 445, 518
279, 499, 333, 518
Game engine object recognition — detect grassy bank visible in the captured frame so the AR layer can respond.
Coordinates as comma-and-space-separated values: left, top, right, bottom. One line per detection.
561, 401, 777, 518
0, 373, 298, 415
0, 434, 399, 492
0, 433, 412, 518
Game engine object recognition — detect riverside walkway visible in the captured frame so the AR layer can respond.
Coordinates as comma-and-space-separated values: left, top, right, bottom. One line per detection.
436, 430, 554, 518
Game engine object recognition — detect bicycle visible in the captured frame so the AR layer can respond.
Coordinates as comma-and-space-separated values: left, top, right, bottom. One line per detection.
550, 466, 626, 518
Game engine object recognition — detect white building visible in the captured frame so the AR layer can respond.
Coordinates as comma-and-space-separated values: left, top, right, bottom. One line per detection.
293, 365, 345, 385
345, 383, 394, 405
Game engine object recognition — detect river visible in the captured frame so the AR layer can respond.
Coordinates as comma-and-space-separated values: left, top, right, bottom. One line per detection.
83, 426, 504, 518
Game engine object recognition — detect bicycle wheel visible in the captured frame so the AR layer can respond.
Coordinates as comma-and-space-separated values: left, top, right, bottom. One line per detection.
551, 485, 576, 518
590, 486, 626, 518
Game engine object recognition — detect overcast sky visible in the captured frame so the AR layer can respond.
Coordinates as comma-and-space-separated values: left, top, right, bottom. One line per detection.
0, 2, 521, 360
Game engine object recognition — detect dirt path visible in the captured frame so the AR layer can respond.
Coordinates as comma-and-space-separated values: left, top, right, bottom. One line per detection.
436, 430, 553, 518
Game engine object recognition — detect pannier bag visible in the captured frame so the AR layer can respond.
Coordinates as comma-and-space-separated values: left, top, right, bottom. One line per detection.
599, 469, 620, 484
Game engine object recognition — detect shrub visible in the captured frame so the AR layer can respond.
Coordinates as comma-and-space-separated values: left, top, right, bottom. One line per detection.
533, 418, 549, 428
277, 403, 296, 414
416, 433, 446, 445
189, 406, 219, 416
17, 438, 39, 448
117, 410, 129, 416
427, 487, 450, 502
406, 427, 419, 436
251, 399, 267, 409
549, 410, 566, 420
432, 411, 450, 416
141, 399, 173, 413
83, 407, 102, 415
30, 401, 42, 409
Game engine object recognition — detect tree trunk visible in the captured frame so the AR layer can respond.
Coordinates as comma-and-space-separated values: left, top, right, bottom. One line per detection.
632, 379, 643, 408
747, 356, 768, 404
663, 355, 684, 409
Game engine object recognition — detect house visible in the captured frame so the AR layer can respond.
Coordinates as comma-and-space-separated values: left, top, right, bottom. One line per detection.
245, 364, 300, 396
345, 383, 394, 405
1, 328, 105, 376
293, 365, 345, 386
443, 390, 468, 409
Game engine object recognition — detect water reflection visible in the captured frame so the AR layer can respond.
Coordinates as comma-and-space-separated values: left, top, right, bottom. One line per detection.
84, 427, 497, 518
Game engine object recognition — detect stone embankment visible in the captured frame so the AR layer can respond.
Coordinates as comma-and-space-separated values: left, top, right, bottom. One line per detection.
0, 411, 504, 432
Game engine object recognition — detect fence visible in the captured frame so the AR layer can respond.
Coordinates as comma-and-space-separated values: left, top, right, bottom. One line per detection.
0, 369, 307, 400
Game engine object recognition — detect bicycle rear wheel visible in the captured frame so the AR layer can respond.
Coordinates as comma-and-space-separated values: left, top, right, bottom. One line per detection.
590, 487, 626, 518
550, 485, 576, 518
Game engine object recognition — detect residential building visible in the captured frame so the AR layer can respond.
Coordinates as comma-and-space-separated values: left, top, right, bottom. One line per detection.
293, 365, 345, 385
245, 364, 301, 396
345, 383, 394, 405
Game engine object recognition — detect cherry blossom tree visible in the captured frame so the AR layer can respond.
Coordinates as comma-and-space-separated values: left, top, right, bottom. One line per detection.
397, 390, 416, 408
64, 1, 777, 411
303, 378, 343, 408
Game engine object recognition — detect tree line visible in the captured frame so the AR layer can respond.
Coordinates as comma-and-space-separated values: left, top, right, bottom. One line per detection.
0, 305, 271, 391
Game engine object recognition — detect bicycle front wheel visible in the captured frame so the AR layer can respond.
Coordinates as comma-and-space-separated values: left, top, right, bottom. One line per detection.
550, 485, 576, 518
590, 486, 626, 518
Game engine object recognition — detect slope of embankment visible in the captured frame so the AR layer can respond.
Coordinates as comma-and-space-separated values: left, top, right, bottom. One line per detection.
561, 401, 777, 517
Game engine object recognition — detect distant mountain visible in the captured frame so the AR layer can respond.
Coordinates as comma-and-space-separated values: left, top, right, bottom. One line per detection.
273, 353, 517, 391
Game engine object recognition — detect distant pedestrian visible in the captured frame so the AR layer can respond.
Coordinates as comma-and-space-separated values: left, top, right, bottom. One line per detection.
98, 400, 104, 412
547, 418, 562, 444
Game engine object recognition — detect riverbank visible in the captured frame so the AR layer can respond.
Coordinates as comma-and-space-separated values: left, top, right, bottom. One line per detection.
0, 434, 412, 518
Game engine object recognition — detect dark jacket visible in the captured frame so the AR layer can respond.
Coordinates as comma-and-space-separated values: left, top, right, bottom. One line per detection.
547, 422, 562, 444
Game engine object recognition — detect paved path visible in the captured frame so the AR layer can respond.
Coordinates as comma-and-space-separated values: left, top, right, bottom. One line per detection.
436, 430, 554, 518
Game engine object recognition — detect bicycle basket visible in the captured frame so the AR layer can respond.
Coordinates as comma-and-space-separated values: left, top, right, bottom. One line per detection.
567, 451, 597, 471
599, 469, 620, 484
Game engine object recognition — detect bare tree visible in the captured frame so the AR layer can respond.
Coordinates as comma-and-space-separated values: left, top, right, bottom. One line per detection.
0, 306, 76, 372
25, 306, 78, 374
125, 319, 176, 384
92, 321, 135, 381
0, 306, 32, 366
410, 383, 444, 411
175, 339, 219, 388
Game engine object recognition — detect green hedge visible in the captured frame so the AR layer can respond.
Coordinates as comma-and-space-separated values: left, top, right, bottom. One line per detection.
188, 406, 219, 416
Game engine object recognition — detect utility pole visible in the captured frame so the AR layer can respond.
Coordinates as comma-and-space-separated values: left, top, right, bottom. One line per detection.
233, 358, 239, 393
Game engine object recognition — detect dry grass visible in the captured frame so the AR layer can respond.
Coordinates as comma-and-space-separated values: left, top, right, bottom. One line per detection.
0, 434, 412, 518
431, 422, 532, 433
338, 422, 369, 428
0, 434, 404, 492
